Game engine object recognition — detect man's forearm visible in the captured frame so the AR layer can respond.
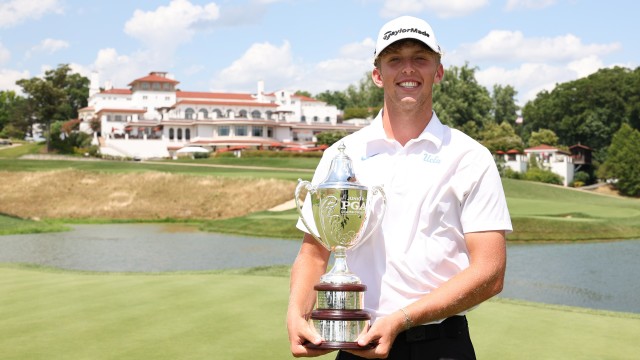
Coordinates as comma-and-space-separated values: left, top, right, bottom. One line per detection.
401, 231, 506, 326
288, 234, 331, 318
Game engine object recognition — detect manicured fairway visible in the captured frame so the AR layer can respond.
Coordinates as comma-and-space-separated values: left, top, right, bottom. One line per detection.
1, 265, 638, 360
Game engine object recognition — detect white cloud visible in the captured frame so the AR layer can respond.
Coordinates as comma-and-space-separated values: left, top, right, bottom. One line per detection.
35, 38, 70, 53
505, 0, 557, 11
91, 48, 148, 89
209, 38, 375, 95
339, 38, 376, 60
124, 0, 220, 52
26, 38, 70, 58
567, 55, 604, 79
0, 0, 62, 28
0, 68, 30, 92
452, 30, 621, 63
210, 41, 300, 92
301, 58, 373, 94
475, 62, 593, 105
380, 0, 489, 18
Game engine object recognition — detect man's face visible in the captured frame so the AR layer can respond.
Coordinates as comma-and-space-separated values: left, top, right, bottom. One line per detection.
372, 41, 444, 110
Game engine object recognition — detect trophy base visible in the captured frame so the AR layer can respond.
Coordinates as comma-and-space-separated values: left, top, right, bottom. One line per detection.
305, 341, 376, 350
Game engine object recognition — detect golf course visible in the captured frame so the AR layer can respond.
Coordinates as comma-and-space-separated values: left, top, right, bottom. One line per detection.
1, 143, 639, 359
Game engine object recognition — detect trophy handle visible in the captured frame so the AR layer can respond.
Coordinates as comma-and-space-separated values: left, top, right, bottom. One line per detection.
357, 185, 386, 246
294, 179, 324, 245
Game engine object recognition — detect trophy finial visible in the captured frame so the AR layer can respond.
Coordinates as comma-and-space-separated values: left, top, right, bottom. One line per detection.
322, 143, 360, 186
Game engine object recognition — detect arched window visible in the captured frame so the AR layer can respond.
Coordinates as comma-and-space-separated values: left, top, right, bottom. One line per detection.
325, 116, 331, 122
313, 116, 319, 122
177, 128, 183, 140
198, 109, 208, 120
266, 111, 273, 120
169, 128, 174, 140
251, 110, 261, 119
185, 129, 191, 140
212, 109, 222, 119
301, 116, 306, 123
185, 108, 195, 120
239, 110, 248, 118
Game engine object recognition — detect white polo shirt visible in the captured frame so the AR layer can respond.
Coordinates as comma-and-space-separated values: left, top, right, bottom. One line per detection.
297, 111, 512, 324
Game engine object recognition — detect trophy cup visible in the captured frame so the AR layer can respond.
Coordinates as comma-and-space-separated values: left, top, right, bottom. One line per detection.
294, 143, 386, 349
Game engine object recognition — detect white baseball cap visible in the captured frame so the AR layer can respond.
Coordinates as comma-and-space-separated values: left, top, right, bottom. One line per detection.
374, 16, 442, 59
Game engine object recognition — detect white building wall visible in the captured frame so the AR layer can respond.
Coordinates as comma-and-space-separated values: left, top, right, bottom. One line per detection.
131, 90, 176, 120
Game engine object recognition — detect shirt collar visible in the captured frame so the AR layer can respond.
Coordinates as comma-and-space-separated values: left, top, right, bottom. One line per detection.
363, 109, 445, 155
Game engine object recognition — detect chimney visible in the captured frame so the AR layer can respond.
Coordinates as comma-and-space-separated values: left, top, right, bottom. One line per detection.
257, 80, 265, 102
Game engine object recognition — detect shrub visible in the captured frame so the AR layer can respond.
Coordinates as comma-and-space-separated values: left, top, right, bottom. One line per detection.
523, 167, 563, 185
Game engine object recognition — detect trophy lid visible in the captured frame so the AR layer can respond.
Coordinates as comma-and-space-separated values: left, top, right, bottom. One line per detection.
319, 143, 365, 190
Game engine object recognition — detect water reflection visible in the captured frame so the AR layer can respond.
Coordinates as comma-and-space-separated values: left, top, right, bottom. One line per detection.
503, 240, 640, 313
1, 225, 639, 313
0, 224, 300, 272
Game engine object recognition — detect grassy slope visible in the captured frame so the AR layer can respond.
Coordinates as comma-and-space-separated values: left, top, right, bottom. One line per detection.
0, 264, 638, 360
504, 179, 640, 241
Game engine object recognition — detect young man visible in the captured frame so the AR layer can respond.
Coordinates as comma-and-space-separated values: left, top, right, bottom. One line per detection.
287, 16, 512, 359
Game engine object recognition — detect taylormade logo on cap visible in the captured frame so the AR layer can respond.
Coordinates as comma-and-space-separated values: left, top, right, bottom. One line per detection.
383, 27, 430, 41
374, 16, 442, 58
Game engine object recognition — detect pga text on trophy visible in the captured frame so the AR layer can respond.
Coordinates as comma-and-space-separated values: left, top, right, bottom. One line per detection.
294, 143, 386, 349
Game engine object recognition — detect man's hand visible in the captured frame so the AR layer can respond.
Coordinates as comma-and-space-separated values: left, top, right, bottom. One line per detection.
346, 311, 404, 359
287, 313, 333, 357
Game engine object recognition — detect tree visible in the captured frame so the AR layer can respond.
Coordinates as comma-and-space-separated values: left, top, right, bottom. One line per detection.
433, 63, 492, 130
528, 128, 559, 147
598, 123, 640, 196
521, 66, 640, 161
316, 90, 349, 110
16, 64, 89, 151
480, 121, 524, 153
492, 84, 519, 126
316, 130, 347, 147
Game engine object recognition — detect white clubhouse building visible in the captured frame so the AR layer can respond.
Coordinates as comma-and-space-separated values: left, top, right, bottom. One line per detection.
78, 71, 364, 159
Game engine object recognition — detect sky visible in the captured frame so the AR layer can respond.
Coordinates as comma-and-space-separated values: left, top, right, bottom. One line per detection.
0, 0, 638, 106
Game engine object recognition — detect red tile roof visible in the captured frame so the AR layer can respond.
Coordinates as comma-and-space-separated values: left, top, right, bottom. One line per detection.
96, 108, 146, 114
174, 99, 278, 108
101, 88, 132, 95
128, 73, 180, 86
177, 91, 256, 101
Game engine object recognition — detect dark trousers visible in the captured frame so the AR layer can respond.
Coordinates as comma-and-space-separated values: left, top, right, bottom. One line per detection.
336, 316, 476, 360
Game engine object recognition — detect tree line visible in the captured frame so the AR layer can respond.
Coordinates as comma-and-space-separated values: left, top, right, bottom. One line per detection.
2, 63, 640, 195
313, 64, 640, 196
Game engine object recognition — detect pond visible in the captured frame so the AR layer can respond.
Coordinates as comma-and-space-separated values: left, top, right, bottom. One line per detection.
1, 224, 638, 314
0, 224, 299, 272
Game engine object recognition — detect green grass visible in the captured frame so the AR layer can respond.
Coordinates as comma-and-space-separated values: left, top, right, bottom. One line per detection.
0, 264, 637, 360
164, 156, 321, 170
0, 142, 44, 158
0, 158, 312, 181
3, 155, 640, 242
200, 209, 301, 240
0, 213, 68, 235
503, 179, 640, 241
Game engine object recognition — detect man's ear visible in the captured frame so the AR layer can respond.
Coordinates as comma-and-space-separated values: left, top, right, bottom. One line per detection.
433, 63, 444, 84
372, 67, 384, 88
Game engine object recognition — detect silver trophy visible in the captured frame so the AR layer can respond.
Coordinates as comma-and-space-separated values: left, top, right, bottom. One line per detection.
295, 143, 386, 349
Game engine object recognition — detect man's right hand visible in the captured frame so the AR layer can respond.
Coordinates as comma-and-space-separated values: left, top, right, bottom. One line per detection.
287, 314, 333, 357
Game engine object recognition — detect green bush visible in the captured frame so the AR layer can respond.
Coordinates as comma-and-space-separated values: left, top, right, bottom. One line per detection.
215, 150, 323, 159
193, 152, 210, 159
524, 167, 563, 185
502, 167, 522, 180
